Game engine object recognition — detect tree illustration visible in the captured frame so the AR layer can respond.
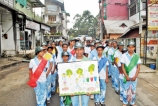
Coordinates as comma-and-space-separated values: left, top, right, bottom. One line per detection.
76, 68, 83, 78
88, 64, 95, 75
66, 69, 73, 78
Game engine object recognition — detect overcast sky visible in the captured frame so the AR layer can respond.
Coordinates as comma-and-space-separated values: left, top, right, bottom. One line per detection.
64, 0, 99, 28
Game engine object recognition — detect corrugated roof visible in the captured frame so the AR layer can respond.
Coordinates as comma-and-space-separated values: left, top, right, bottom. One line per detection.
119, 22, 146, 38
103, 20, 136, 34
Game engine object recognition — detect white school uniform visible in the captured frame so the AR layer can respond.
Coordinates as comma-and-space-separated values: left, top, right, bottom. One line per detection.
120, 52, 142, 78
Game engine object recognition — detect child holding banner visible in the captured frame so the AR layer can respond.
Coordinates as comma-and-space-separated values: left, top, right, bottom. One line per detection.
28, 46, 49, 106
121, 41, 141, 106
60, 51, 72, 106
70, 42, 90, 106
93, 44, 109, 106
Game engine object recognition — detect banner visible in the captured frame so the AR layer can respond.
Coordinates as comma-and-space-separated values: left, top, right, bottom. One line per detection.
58, 61, 100, 96
148, 0, 158, 30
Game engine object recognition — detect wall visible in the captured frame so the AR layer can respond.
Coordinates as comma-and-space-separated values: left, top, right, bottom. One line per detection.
106, 0, 128, 20
122, 28, 140, 38
109, 34, 121, 39
1, 13, 15, 56
62, 13, 67, 38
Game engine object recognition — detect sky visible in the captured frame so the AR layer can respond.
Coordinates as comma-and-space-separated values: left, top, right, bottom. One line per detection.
64, 0, 99, 28
35, 0, 99, 28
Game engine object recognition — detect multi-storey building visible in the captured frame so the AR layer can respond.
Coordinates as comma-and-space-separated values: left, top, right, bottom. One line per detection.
98, 0, 135, 39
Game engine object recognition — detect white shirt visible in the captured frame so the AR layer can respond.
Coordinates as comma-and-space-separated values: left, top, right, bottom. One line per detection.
84, 46, 91, 54
93, 56, 109, 79
114, 50, 122, 67
120, 52, 142, 78
29, 58, 49, 82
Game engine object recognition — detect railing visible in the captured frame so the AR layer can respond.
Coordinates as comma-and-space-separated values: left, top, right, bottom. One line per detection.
15, 2, 43, 22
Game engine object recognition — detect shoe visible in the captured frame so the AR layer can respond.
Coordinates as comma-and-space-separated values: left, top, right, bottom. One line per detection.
52, 91, 55, 95
90, 95, 94, 100
47, 99, 50, 103
94, 102, 100, 106
100, 103, 106, 106
120, 98, 123, 102
115, 91, 119, 95
108, 75, 111, 78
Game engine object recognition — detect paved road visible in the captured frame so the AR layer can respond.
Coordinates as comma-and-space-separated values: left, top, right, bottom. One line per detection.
0, 63, 158, 106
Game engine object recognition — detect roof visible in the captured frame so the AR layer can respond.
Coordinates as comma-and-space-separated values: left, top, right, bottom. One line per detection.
103, 20, 136, 34
52, 0, 64, 11
119, 22, 146, 38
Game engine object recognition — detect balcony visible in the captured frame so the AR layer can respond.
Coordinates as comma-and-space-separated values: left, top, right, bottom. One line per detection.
46, 21, 62, 27
0, 0, 14, 7
15, 2, 43, 22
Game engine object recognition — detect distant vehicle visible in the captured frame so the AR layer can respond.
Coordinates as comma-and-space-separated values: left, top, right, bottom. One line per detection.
78, 35, 88, 37
75, 36, 92, 42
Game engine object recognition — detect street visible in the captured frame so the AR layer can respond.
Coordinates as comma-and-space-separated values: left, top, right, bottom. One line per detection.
0, 63, 158, 106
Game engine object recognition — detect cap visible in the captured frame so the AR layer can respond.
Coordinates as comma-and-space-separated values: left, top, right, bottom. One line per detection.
62, 42, 69, 46
118, 41, 124, 46
41, 42, 47, 46
89, 43, 95, 47
35, 46, 45, 55
96, 44, 105, 50
123, 48, 127, 51
74, 42, 84, 49
95, 40, 100, 43
127, 41, 135, 46
47, 46, 53, 50
69, 38, 75, 42
62, 51, 69, 56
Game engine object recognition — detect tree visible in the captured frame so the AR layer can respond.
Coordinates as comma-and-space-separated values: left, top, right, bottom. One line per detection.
66, 69, 73, 78
69, 10, 98, 37
88, 64, 95, 75
76, 68, 83, 78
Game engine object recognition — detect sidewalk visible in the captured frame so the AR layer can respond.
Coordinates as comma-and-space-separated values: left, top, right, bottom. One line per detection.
0, 57, 23, 70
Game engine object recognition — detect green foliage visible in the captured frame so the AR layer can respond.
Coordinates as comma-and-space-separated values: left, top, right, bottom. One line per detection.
68, 10, 98, 37
76, 68, 83, 78
66, 69, 73, 78
88, 64, 95, 75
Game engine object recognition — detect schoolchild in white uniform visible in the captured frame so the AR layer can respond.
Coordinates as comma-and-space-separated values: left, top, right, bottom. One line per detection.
29, 46, 48, 106
93, 45, 109, 106
113, 41, 124, 99
121, 41, 141, 106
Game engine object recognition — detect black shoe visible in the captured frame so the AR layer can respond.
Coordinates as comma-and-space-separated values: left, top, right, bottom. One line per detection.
95, 102, 100, 106
108, 75, 111, 78
52, 91, 55, 95
100, 103, 106, 106
47, 99, 51, 103
115, 91, 119, 95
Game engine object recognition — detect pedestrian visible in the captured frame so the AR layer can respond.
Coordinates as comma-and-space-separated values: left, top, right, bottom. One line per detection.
46, 46, 54, 103
51, 42, 58, 59
84, 40, 91, 57
113, 41, 124, 101
121, 41, 141, 106
29, 46, 48, 106
89, 42, 97, 60
56, 40, 63, 63
60, 51, 72, 106
29, 35, 32, 50
93, 44, 109, 106
70, 42, 90, 106
68, 38, 75, 56
107, 41, 115, 87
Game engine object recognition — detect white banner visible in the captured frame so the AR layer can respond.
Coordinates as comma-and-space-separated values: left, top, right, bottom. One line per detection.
58, 61, 100, 96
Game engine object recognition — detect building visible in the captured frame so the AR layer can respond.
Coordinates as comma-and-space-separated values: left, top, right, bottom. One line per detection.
44, 0, 70, 41
98, 0, 131, 39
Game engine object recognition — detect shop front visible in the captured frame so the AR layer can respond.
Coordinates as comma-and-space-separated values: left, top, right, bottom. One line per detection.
41, 24, 50, 44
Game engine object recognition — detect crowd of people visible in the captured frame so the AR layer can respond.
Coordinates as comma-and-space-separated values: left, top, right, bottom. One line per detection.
28, 37, 141, 106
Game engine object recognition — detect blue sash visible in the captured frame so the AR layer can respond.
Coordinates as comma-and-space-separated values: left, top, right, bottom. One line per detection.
97, 56, 108, 73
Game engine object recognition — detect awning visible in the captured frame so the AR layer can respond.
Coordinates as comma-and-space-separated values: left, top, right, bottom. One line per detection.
29, 0, 45, 7
119, 22, 146, 38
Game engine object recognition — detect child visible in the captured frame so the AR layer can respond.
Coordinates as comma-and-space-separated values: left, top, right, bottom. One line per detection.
114, 41, 124, 100
93, 44, 109, 106
46, 46, 54, 103
89, 43, 97, 60
60, 51, 71, 106
121, 41, 141, 106
70, 42, 90, 106
29, 46, 48, 106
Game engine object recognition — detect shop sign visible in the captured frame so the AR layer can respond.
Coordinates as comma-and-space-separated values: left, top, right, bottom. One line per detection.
26, 20, 40, 31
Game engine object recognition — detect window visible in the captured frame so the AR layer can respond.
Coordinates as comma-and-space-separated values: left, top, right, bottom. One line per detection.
48, 16, 56, 22
142, 2, 146, 10
130, 5, 136, 16
130, 0, 135, 4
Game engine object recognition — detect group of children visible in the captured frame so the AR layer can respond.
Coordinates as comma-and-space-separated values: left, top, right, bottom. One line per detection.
28, 38, 141, 106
